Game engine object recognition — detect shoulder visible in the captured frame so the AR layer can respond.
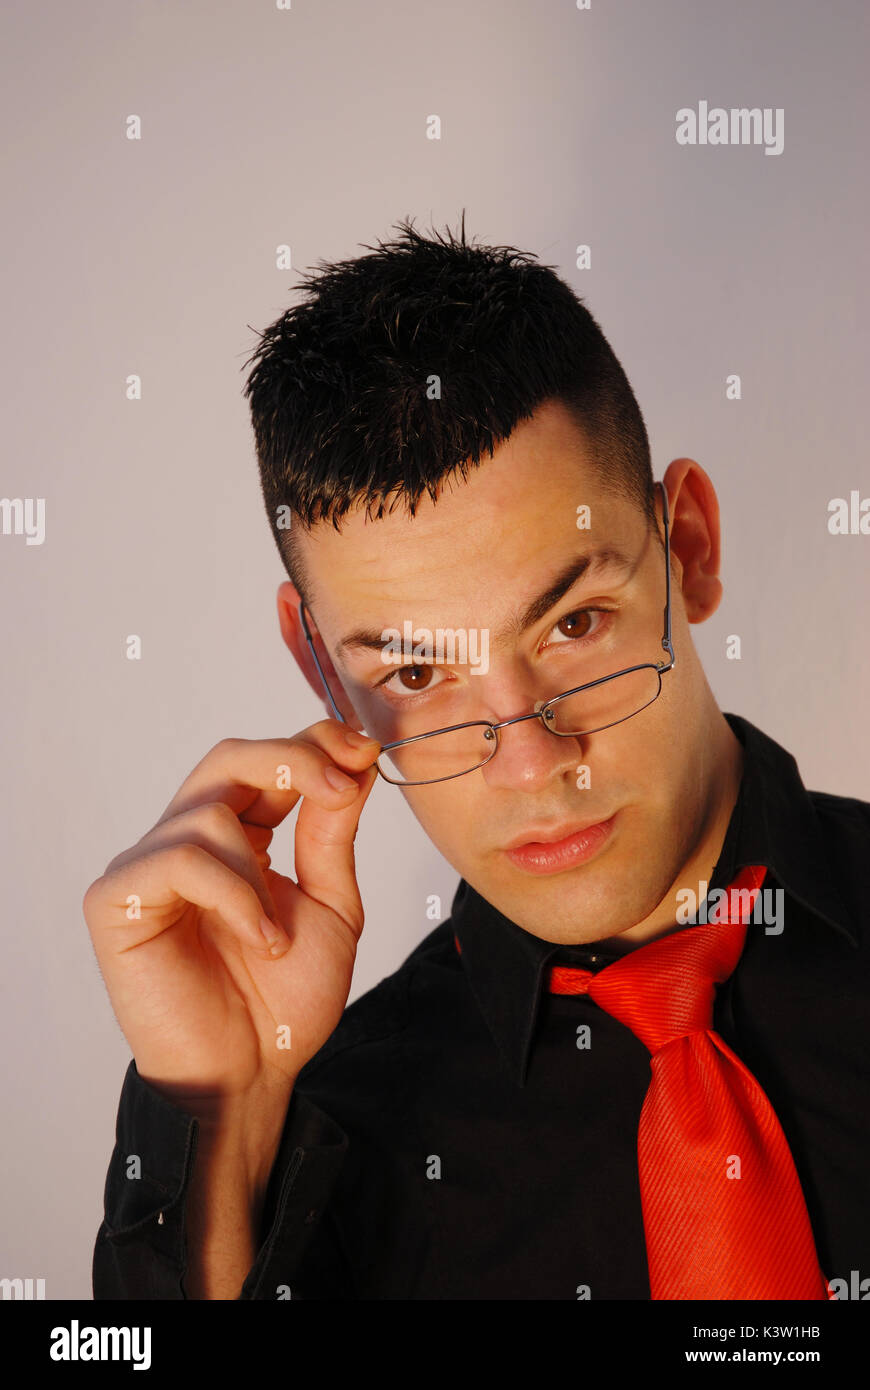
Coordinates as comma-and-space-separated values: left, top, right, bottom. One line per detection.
807, 786, 870, 867
806, 787, 870, 902
808, 787, 870, 833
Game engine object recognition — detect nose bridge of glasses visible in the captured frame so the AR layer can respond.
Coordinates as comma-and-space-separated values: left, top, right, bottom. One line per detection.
487, 704, 558, 737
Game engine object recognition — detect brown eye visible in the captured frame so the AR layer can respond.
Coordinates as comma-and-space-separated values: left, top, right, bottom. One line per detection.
556, 611, 593, 639
398, 665, 433, 691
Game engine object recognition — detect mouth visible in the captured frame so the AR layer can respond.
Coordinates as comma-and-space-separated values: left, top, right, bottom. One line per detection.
502, 813, 618, 875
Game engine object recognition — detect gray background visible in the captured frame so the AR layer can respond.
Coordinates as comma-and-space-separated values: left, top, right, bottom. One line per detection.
1, 0, 867, 1297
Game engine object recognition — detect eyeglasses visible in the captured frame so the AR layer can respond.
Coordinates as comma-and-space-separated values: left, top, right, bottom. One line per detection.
300, 481, 675, 786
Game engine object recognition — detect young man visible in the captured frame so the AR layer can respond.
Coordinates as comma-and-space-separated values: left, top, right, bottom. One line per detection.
86, 217, 870, 1301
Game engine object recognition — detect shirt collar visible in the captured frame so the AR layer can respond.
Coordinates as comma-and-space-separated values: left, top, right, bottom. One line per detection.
450, 712, 856, 1086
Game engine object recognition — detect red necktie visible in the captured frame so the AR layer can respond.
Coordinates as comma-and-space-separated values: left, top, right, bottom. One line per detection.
546, 865, 832, 1299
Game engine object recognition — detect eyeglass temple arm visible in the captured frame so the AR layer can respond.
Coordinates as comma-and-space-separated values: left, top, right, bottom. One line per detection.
299, 602, 348, 724
658, 481, 675, 667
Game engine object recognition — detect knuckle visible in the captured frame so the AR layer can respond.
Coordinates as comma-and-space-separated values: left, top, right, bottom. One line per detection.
197, 800, 240, 834
309, 718, 342, 743
82, 878, 104, 914
212, 736, 244, 759
280, 737, 320, 776
163, 841, 206, 874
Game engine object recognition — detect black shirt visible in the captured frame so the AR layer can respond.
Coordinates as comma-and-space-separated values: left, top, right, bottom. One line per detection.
92, 712, 870, 1300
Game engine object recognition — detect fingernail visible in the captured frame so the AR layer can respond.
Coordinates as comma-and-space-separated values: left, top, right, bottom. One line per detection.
325, 765, 357, 790
344, 728, 379, 748
259, 914, 285, 948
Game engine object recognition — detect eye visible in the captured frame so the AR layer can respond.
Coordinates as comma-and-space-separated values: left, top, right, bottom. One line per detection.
380, 664, 448, 699
544, 608, 610, 646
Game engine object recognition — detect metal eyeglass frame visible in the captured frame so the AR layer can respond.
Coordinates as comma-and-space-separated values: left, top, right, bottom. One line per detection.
299, 480, 675, 786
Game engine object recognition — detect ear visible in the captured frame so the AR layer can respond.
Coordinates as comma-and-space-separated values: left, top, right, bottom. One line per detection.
660, 460, 723, 622
276, 582, 366, 728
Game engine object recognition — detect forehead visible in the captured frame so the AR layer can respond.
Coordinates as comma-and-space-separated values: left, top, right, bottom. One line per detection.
296, 399, 641, 636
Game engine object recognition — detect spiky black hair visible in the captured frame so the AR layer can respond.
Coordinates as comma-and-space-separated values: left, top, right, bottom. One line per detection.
242, 212, 655, 600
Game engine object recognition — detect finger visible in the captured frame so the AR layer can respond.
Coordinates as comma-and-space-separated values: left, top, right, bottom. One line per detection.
119, 800, 282, 923
293, 759, 380, 933
84, 842, 287, 960
152, 723, 380, 833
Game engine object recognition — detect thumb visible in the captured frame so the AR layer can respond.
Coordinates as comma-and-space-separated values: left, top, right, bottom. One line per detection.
292, 762, 379, 933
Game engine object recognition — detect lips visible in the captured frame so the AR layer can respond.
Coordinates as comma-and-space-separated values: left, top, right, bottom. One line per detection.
503, 813, 617, 875
502, 816, 615, 851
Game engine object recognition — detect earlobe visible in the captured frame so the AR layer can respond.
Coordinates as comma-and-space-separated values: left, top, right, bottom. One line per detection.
685, 573, 723, 622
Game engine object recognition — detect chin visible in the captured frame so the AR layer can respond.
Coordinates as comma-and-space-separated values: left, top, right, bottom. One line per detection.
507, 845, 651, 935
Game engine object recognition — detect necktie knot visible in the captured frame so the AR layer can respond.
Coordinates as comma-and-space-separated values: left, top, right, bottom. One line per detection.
548, 865, 767, 1054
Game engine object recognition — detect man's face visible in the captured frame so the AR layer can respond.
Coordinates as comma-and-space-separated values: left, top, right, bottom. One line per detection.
291, 399, 722, 945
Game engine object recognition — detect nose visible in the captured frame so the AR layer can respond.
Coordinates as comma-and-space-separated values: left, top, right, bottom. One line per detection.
480, 712, 586, 794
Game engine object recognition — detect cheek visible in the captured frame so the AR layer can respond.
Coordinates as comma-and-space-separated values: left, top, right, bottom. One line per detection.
402, 783, 473, 838
582, 721, 674, 816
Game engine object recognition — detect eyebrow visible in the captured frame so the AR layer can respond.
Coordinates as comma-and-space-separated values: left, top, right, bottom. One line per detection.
336, 546, 634, 658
